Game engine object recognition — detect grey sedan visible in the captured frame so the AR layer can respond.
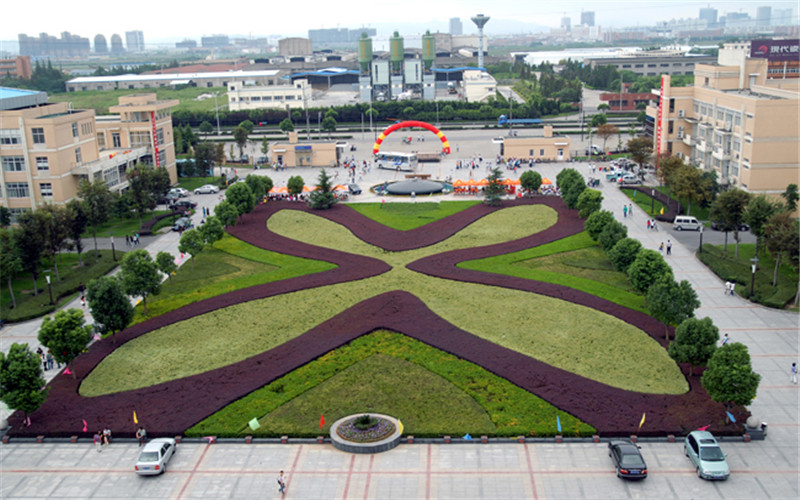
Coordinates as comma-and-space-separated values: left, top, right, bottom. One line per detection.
134, 438, 176, 475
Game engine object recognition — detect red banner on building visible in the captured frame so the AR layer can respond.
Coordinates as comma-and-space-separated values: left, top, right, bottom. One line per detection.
151, 111, 161, 168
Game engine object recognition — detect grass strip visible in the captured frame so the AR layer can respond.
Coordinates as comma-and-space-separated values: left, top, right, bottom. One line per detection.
347, 201, 481, 230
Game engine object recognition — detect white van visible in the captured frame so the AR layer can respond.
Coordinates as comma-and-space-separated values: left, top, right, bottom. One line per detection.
673, 215, 701, 231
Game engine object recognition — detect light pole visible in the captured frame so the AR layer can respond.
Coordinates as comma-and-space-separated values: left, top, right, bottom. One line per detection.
750, 257, 759, 298
111, 235, 116, 261
213, 92, 221, 136
651, 189, 655, 216
698, 226, 703, 254
45, 273, 53, 305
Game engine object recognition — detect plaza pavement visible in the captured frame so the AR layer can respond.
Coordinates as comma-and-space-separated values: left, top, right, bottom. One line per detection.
0, 129, 797, 499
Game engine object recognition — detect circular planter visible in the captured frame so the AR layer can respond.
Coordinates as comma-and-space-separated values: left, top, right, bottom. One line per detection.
329, 413, 402, 454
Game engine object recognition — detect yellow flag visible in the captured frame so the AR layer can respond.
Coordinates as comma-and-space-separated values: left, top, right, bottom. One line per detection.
133, 411, 139, 424
398, 419, 404, 435
659, 207, 664, 215
638, 413, 646, 430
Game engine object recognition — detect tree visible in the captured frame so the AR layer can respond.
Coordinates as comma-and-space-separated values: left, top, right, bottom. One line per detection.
556, 168, 585, 209
483, 167, 505, 206
321, 116, 337, 137
260, 136, 270, 160
119, 249, 161, 315
287, 175, 305, 196
78, 178, 113, 258
596, 123, 618, 153
38, 204, 70, 281
15, 211, 45, 296
745, 195, 781, 257
225, 182, 256, 217
0, 343, 48, 426
781, 183, 798, 213
279, 118, 295, 134
86, 276, 133, 337
669, 317, 719, 375
577, 189, 603, 219
194, 142, 216, 177
709, 189, 751, 256
126, 164, 170, 224
214, 200, 239, 228
0, 229, 23, 309
182, 123, 197, 150
178, 229, 205, 270
519, 170, 542, 195
764, 212, 800, 287
65, 199, 88, 266
647, 278, 700, 340
607, 237, 642, 272
199, 121, 214, 135
155, 251, 177, 286
199, 216, 224, 246
38, 309, 92, 379
307, 169, 338, 210
670, 164, 710, 215
233, 125, 249, 159
239, 119, 255, 134
626, 137, 653, 170
627, 249, 674, 293
590, 113, 608, 128
584, 210, 614, 241
598, 219, 628, 251
0, 206, 11, 227
655, 155, 683, 191
701, 343, 761, 409
245, 174, 269, 199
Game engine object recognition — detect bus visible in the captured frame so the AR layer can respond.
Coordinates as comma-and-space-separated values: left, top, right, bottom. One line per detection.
375, 152, 418, 172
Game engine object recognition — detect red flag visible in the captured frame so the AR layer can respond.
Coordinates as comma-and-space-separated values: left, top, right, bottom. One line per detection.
697, 425, 710, 431
320, 414, 325, 429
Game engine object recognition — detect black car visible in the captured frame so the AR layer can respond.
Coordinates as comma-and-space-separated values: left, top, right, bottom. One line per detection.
608, 440, 648, 479
169, 200, 198, 212
348, 183, 362, 195
710, 221, 750, 231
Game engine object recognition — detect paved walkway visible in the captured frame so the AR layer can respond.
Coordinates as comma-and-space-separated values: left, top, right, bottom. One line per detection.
1, 129, 797, 499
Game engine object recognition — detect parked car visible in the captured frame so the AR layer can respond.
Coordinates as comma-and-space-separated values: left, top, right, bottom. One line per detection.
169, 200, 198, 212
172, 217, 192, 232
348, 183, 362, 195
673, 215, 702, 231
710, 221, 750, 231
159, 192, 181, 205
606, 171, 624, 182
135, 438, 177, 475
168, 187, 189, 198
684, 431, 730, 480
194, 184, 219, 195
619, 174, 642, 185
608, 439, 648, 479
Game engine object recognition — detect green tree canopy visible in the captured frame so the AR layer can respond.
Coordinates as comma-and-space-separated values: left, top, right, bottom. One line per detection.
598, 219, 628, 251
607, 237, 643, 273
321, 116, 337, 137
214, 200, 239, 228
701, 343, 761, 409
0, 229, 23, 309
65, 199, 88, 266
763, 212, 800, 287
126, 164, 171, 224
119, 249, 161, 315
745, 194, 782, 256
519, 170, 542, 194
577, 188, 603, 219
781, 183, 798, 213
584, 210, 614, 241
155, 251, 177, 286
78, 178, 113, 257
287, 175, 305, 196
307, 169, 338, 210
38, 308, 93, 377
709, 189, 752, 256
199, 216, 225, 246
38, 204, 70, 281
483, 167, 505, 206
233, 125, 249, 158
0, 343, 48, 425
626, 137, 653, 170
225, 182, 256, 217
86, 276, 133, 337
279, 118, 295, 133
178, 229, 205, 270
669, 317, 719, 375
14, 211, 45, 296
647, 278, 700, 340
627, 249, 674, 293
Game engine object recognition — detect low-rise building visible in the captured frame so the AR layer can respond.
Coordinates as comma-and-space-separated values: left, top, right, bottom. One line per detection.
1, 89, 177, 221
227, 79, 312, 111
0, 56, 33, 80
462, 69, 496, 103
65, 70, 280, 92
500, 126, 572, 162
269, 132, 338, 168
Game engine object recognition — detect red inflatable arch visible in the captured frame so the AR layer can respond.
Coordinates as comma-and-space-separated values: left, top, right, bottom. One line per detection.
372, 120, 451, 155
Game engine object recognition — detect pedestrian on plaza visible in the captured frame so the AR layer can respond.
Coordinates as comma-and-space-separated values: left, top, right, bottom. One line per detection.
93, 431, 103, 452
647, 219, 651, 230
666, 240, 672, 255
659, 242, 665, 253
623, 205, 628, 218
791, 363, 798, 384
102, 427, 112, 446
629, 204, 633, 216
46, 351, 54, 370
730, 283, 735, 295
277, 470, 287, 495
721, 333, 730, 346
725, 281, 732, 294
136, 426, 147, 446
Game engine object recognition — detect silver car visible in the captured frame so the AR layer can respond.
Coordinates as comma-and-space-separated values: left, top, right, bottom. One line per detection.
194, 184, 219, 194
684, 431, 730, 480
135, 437, 176, 475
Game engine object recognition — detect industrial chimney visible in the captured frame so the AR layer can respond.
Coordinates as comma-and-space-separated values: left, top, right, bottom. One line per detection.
470, 13, 490, 69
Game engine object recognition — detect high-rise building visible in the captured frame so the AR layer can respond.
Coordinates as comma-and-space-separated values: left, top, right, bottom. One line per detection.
125, 31, 145, 53
110, 34, 124, 54
581, 11, 595, 27
450, 18, 463, 35
756, 6, 771, 27
17, 32, 90, 57
771, 8, 793, 26
561, 16, 571, 32
699, 7, 717, 28
94, 34, 108, 54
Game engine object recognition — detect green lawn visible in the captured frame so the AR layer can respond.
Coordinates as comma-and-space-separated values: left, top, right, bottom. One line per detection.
81, 211, 173, 239
48, 86, 227, 115
653, 186, 710, 220
188, 331, 595, 438
0, 250, 123, 323
621, 188, 667, 217
347, 201, 481, 230
83, 205, 686, 397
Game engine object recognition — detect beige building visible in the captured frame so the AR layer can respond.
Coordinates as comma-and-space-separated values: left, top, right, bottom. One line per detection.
227, 79, 312, 111
462, 69, 497, 103
269, 132, 338, 168
648, 50, 799, 198
1, 90, 178, 221
278, 37, 312, 56
501, 126, 572, 162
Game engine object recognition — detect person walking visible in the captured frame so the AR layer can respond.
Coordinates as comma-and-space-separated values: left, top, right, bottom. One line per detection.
791, 363, 797, 384
623, 205, 628, 218
136, 426, 147, 446
277, 470, 287, 495
666, 240, 672, 255
659, 242, 665, 253
725, 281, 732, 295
721, 333, 730, 346
629, 203, 634, 217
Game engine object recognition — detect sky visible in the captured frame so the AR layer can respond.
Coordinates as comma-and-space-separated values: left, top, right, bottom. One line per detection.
3, 0, 798, 44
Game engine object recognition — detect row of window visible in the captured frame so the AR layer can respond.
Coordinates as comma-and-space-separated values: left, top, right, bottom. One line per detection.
232, 95, 299, 102
2, 182, 52, 198
1, 156, 50, 172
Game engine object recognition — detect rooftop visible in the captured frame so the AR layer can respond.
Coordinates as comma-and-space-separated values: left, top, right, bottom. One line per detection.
67, 69, 280, 84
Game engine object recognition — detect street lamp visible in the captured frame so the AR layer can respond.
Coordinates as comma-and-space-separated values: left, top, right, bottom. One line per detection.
45, 274, 53, 305
750, 257, 759, 298
110, 235, 116, 261
698, 226, 703, 254
651, 189, 655, 215
213, 91, 221, 135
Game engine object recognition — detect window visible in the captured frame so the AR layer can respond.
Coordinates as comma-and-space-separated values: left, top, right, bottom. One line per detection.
2, 156, 25, 172
75, 148, 82, 164
8, 208, 29, 223
72, 122, 79, 138
39, 182, 53, 197
96, 132, 106, 148
32, 127, 45, 144
36, 157, 49, 171
621, 64, 631, 68
660, 63, 669, 67
0, 129, 21, 145
648, 63, 656, 68
5, 182, 30, 197
130, 131, 149, 147
540, 149, 545, 156
668, 122, 674, 134
112, 132, 121, 148
156, 128, 164, 145
635, 64, 644, 68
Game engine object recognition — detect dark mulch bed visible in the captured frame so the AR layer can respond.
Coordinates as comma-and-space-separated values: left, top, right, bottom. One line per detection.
8, 198, 745, 438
